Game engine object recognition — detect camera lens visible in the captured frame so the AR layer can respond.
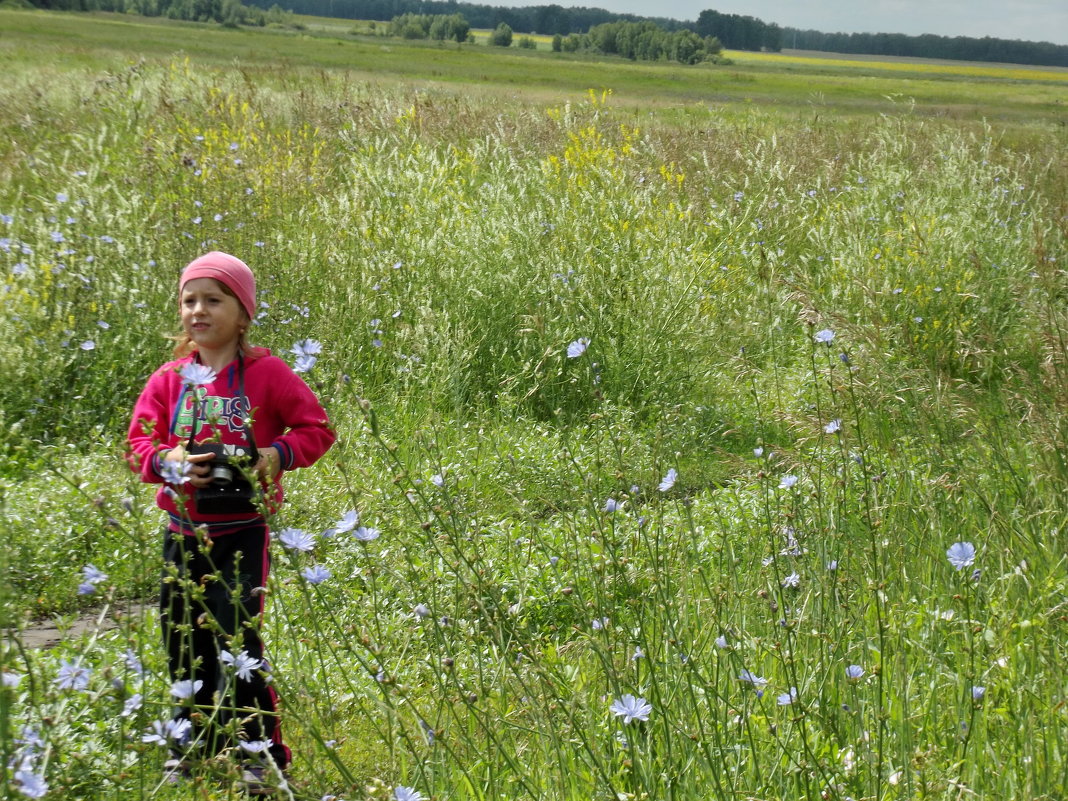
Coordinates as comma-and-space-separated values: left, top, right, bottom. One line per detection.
211, 465, 234, 486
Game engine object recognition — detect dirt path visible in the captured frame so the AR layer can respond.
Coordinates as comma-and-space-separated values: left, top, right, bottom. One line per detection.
7, 603, 151, 650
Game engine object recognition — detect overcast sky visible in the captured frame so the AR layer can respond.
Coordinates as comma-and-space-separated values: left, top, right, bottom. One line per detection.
494, 1, 1068, 46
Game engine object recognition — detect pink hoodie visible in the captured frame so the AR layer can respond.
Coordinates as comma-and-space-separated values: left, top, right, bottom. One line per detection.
127, 348, 335, 534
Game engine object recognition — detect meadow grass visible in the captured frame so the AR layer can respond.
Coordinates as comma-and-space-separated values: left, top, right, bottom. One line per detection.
1, 10, 1066, 801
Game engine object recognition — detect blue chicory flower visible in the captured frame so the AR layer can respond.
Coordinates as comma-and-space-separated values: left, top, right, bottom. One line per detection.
946, 542, 976, 570
302, 565, 331, 585
657, 468, 678, 492
609, 694, 652, 724
814, 328, 835, 345
277, 528, 316, 552
566, 338, 589, 358
179, 362, 216, 387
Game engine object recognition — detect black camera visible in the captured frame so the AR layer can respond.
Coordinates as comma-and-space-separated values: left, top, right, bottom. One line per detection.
188, 443, 260, 514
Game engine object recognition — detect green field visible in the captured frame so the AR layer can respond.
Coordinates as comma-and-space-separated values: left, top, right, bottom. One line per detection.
1, 8, 1066, 801
3, 9, 1067, 121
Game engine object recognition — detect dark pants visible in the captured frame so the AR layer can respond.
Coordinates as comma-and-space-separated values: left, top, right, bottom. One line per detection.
160, 525, 290, 768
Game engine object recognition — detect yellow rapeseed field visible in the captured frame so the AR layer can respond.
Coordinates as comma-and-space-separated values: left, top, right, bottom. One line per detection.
726, 49, 1068, 82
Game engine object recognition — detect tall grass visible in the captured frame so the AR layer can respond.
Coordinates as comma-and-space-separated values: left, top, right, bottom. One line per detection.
0, 34, 1065, 801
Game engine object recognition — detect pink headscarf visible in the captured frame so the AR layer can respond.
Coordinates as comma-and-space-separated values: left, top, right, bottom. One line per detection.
180, 251, 256, 319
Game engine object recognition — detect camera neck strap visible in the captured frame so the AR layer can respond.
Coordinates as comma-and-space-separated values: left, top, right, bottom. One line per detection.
185, 351, 260, 464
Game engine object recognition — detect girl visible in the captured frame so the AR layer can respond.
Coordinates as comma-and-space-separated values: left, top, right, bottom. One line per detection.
127, 251, 335, 792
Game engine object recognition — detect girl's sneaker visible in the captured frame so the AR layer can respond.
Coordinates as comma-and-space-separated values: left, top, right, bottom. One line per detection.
162, 758, 191, 785
239, 764, 289, 796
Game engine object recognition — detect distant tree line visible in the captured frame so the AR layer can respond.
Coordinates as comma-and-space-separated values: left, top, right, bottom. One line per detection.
781, 27, 1068, 67
255, 0, 686, 36
576, 21, 723, 64
22, 0, 295, 26
249, 0, 776, 50
21, 0, 1068, 66
260, 1, 1068, 66
388, 12, 723, 64
695, 9, 781, 51
388, 10, 469, 40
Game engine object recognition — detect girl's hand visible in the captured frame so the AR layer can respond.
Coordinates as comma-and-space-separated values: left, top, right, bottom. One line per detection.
162, 445, 213, 488
254, 448, 281, 481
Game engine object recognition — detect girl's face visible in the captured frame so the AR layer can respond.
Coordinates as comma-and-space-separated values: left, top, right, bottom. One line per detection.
180, 278, 248, 355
